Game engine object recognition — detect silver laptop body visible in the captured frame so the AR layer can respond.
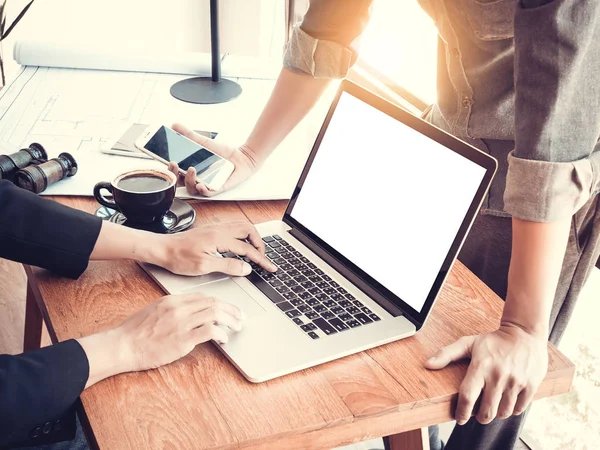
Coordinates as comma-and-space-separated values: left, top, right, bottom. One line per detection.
142, 81, 497, 382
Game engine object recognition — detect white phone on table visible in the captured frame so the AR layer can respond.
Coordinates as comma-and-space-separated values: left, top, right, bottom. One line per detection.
135, 125, 234, 192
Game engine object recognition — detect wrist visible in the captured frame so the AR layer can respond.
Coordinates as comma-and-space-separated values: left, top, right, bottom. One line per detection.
502, 286, 551, 340
133, 231, 170, 267
240, 141, 265, 168
77, 327, 133, 388
500, 315, 549, 339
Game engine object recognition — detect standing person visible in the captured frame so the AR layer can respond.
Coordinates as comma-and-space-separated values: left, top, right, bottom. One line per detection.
171, 0, 600, 448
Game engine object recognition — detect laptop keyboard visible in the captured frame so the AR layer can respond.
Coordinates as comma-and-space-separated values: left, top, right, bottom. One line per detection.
221, 234, 380, 340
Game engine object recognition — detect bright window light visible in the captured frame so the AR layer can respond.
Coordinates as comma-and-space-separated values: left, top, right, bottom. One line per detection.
358, 1, 438, 105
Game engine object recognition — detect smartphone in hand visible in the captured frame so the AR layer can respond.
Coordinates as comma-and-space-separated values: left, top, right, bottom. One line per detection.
135, 125, 234, 192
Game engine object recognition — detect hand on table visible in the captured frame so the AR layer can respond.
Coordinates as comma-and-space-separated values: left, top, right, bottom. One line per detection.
167, 123, 260, 197
425, 323, 548, 424
79, 294, 243, 387
154, 221, 277, 277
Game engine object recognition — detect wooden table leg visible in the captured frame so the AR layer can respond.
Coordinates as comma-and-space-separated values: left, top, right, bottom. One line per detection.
23, 281, 43, 352
388, 428, 430, 450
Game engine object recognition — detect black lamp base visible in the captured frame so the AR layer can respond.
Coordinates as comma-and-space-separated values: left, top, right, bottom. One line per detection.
170, 77, 242, 104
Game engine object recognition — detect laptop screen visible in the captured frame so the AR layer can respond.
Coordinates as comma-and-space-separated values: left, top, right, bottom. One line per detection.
289, 91, 487, 314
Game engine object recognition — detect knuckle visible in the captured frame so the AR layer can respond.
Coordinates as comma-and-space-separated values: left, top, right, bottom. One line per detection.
160, 296, 177, 310
473, 357, 490, 372
165, 306, 179, 321
208, 305, 221, 319
197, 325, 217, 342
206, 325, 225, 342
509, 376, 526, 391
458, 390, 475, 405
205, 230, 218, 241
471, 360, 484, 372
169, 304, 183, 318
226, 258, 239, 273
491, 366, 508, 381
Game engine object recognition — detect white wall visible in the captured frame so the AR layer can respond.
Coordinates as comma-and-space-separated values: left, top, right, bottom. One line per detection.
0, 0, 285, 80
0, 0, 437, 103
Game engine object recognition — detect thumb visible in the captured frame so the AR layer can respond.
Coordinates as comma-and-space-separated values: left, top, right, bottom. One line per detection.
209, 255, 252, 277
425, 336, 475, 370
168, 161, 181, 179
172, 122, 210, 147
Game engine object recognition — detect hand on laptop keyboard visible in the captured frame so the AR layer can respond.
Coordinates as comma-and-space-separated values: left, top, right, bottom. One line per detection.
222, 234, 380, 340
158, 222, 277, 276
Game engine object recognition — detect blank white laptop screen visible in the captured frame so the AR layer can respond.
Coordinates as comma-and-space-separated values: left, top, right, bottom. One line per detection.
291, 92, 486, 313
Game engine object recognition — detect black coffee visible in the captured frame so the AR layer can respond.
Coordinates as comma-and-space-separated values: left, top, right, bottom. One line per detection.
117, 174, 170, 193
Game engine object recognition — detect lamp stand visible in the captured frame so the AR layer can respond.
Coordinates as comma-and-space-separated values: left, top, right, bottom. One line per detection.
170, 0, 242, 104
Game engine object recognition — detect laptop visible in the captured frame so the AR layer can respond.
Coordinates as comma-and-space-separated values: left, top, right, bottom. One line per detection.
142, 81, 497, 383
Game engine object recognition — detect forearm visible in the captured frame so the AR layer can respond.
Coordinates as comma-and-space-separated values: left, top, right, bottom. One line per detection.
90, 220, 168, 266
505, 0, 599, 333
243, 0, 372, 162
502, 217, 571, 338
77, 330, 130, 389
244, 68, 331, 161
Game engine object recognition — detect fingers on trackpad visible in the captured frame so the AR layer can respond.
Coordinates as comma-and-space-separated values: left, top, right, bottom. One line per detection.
180, 279, 266, 319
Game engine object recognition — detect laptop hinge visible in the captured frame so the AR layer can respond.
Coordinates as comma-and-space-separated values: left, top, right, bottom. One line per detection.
287, 224, 408, 320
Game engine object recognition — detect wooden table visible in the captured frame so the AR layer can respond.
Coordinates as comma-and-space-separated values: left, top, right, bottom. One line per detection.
23, 197, 575, 450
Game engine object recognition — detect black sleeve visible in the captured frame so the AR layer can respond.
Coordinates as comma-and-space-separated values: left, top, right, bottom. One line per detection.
0, 180, 102, 278
0, 181, 101, 447
0, 340, 89, 449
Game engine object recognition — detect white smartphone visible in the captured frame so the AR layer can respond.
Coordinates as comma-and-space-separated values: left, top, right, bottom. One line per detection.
135, 125, 234, 192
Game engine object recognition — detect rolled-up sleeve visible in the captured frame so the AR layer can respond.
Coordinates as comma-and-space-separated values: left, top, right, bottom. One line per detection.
283, 0, 373, 79
506, 0, 600, 222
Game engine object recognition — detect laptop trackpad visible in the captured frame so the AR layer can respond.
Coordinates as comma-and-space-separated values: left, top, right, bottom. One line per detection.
180, 278, 266, 319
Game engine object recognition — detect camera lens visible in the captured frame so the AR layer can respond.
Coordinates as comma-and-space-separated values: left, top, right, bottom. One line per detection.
14, 152, 78, 194
0, 143, 48, 181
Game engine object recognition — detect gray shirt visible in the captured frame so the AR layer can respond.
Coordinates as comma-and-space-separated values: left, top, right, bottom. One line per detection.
283, 0, 600, 222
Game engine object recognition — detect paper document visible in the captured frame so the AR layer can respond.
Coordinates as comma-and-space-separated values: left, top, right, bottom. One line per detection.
0, 58, 333, 199
13, 40, 283, 79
